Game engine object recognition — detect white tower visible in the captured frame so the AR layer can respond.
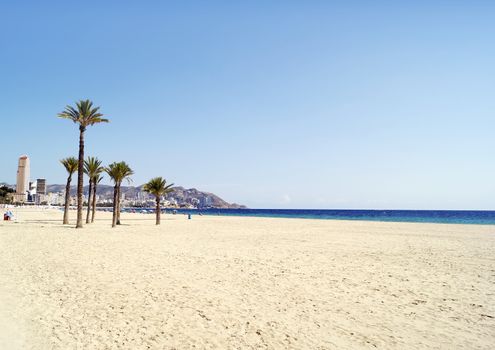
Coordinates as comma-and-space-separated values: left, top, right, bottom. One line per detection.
15, 155, 30, 202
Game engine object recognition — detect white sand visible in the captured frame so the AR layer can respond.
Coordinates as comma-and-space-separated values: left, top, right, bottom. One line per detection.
0, 208, 494, 349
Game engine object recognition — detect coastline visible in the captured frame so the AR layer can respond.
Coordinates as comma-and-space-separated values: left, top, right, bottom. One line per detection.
1, 208, 494, 349
124, 207, 495, 225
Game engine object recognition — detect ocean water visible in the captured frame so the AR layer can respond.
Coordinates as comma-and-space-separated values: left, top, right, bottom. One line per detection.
157, 208, 495, 225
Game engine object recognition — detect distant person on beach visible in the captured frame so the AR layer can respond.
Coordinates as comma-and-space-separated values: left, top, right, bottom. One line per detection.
4, 210, 13, 221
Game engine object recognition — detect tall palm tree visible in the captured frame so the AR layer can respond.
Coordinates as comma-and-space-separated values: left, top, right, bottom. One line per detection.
91, 173, 104, 223
60, 157, 78, 225
143, 177, 174, 225
58, 100, 109, 228
84, 157, 103, 224
106, 162, 133, 227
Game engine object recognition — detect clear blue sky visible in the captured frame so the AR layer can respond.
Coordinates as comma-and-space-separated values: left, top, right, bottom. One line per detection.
1, 1, 494, 209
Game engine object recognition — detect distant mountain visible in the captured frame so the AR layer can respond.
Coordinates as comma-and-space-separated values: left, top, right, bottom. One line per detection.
45, 184, 246, 209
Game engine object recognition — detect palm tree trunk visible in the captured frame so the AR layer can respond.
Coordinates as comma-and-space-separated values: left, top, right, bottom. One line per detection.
112, 185, 118, 227
156, 196, 161, 225
86, 179, 93, 224
63, 176, 72, 224
116, 185, 121, 225
91, 182, 97, 223
76, 126, 85, 228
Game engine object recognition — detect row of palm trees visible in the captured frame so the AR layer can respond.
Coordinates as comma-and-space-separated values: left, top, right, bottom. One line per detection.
59, 100, 173, 228
60, 156, 104, 225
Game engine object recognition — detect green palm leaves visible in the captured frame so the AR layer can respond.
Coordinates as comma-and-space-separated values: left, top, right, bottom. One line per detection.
84, 157, 103, 179
143, 177, 174, 198
60, 157, 78, 175
58, 100, 109, 128
106, 161, 134, 186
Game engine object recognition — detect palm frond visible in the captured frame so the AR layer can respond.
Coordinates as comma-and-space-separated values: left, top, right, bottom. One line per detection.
105, 161, 133, 185
60, 157, 78, 174
143, 177, 175, 197
84, 156, 103, 178
57, 99, 110, 127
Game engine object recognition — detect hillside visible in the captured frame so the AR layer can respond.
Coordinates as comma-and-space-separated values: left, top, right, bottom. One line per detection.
45, 184, 245, 209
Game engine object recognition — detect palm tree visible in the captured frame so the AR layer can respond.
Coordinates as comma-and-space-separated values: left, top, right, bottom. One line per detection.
58, 100, 109, 228
106, 162, 133, 227
143, 177, 174, 225
84, 157, 103, 224
91, 173, 104, 223
60, 157, 78, 225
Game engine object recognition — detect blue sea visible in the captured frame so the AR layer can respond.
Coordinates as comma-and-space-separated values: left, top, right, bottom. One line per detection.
152, 208, 495, 225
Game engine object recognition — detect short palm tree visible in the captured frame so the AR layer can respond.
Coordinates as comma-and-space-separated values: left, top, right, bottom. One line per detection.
91, 173, 104, 223
60, 157, 78, 225
84, 157, 103, 224
106, 161, 133, 227
143, 177, 174, 225
58, 100, 109, 228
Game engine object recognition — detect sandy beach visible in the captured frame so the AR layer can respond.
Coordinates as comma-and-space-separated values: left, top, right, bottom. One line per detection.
0, 208, 494, 349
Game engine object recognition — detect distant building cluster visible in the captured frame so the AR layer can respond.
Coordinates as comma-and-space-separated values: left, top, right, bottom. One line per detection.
109, 192, 213, 209
11, 155, 231, 209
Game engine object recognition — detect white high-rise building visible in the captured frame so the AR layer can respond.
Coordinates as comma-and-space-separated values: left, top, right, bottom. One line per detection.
15, 155, 30, 202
